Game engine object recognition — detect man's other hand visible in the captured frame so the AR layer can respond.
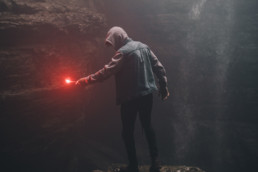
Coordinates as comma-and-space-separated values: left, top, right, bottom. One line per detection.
159, 87, 169, 101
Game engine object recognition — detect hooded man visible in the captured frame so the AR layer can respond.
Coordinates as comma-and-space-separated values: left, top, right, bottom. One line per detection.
76, 26, 169, 172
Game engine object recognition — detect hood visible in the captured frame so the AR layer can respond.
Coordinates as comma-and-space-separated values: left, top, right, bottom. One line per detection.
105, 26, 129, 51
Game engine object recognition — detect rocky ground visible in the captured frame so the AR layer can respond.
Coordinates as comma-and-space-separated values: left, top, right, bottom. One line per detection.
90, 164, 205, 172
105, 164, 205, 172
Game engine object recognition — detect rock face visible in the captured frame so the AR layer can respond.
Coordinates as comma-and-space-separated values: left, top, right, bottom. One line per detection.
0, 1, 110, 172
0, 0, 105, 93
0, 0, 104, 36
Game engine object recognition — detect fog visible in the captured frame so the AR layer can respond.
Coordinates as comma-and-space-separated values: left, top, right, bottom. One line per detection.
0, 0, 257, 172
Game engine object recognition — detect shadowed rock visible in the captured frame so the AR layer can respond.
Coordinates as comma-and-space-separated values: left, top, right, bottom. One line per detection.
0, 0, 105, 38
106, 164, 205, 172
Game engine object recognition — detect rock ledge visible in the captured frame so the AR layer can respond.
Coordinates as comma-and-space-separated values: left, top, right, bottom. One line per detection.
92, 164, 205, 172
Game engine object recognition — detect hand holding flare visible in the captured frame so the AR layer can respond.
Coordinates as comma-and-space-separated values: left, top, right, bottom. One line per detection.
64, 77, 89, 87
75, 77, 89, 87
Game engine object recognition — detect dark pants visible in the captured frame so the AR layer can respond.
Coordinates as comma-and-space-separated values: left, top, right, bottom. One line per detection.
121, 93, 158, 167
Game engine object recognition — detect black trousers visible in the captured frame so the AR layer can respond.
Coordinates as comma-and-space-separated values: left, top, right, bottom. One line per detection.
121, 93, 158, 167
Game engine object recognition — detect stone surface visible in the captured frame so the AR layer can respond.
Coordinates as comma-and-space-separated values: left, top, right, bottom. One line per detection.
0, 0, 106, 93
0, 1, 109, 172
106, 164, 205, 172
0, 0, 104, 36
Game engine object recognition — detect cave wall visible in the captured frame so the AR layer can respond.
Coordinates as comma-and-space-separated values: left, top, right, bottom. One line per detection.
0, 1, 116, 172
0, 0, 107, 92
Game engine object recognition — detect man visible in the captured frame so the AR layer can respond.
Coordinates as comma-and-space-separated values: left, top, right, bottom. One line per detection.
76, 26, 169, 172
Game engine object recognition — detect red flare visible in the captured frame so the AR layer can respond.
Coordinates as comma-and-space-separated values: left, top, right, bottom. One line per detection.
65, 78, 75, 84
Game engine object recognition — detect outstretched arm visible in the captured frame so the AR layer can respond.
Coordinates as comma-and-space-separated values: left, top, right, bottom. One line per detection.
76, 52, 124, 86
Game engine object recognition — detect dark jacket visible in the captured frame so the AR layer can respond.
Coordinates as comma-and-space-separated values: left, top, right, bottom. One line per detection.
84, 27, 167, 104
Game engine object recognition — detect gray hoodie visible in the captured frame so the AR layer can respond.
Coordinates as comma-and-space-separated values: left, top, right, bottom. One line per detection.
84, 26, 167, 104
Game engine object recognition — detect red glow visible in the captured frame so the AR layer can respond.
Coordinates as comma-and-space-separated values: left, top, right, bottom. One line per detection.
65, 78, 75, 84
65, 79, 71, 84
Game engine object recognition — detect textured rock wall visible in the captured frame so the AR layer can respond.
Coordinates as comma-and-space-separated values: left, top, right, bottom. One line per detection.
0, 0, 106, 93
0, 1, 112, 172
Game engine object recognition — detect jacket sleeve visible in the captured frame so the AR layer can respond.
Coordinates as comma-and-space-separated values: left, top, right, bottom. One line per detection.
85, 52, 124, 84
149, 50, 168, 88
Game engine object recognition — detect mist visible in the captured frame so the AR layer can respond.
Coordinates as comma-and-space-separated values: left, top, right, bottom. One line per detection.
0, 0, 258, 172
